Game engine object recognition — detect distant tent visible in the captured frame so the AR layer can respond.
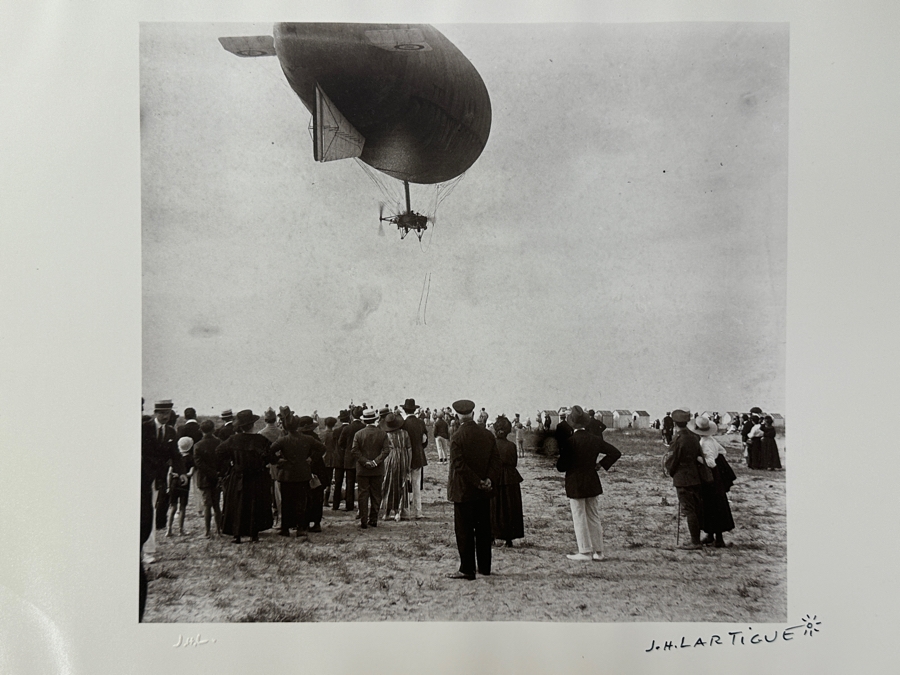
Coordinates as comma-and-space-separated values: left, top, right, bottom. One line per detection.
770, 413, 785, 430
613, 410, 632, 429
597, 410, 614, 428
633, 410, 651, 429
723, 412, 740, 427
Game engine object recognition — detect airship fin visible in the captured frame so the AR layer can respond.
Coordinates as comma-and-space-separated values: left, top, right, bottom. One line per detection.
218, 36, 276, 57
313, 83, 365, 162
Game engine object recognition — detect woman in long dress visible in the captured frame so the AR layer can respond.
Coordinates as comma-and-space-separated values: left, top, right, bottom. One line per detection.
490, 416, 525, 547
687, 416, 736, 548
380, 412, 412, 522
760, 415, 782, 470
220, 409, 277, 543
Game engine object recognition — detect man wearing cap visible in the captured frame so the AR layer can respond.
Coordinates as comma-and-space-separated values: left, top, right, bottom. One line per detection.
446, 399, 501, 580
338, 406, 365, 513
664, 409, 705, 550
351, 408, 391, 529
556, 406, 621, 561
141, 400, 187, 565
215, 409, 235, 442
401, 398, 429, 519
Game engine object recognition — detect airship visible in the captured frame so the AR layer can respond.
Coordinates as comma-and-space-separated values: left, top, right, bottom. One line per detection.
219, 23, 492, 239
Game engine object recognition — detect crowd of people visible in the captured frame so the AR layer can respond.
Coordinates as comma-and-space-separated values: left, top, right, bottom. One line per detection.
140, 394, 780, 618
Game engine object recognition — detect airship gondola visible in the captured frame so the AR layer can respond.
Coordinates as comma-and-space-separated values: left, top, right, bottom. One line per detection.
219, 23, 492, 238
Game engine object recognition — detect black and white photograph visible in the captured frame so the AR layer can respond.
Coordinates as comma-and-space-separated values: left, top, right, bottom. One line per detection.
140, 21, 787, 623
4, 0, 900, 673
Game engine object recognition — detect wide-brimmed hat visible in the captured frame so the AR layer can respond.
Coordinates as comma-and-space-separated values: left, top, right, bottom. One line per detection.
177, 437, 194, 453
362, 408, 378, 423
384, 413, 404, 431
324, 416, 337, 427
749, 406, 763, 415
452, 399, 475, 415
671, 409, 691, 424
154, 399, 174, 413
402, 398, 418, 413
568, 405, 590, 427
688, 416, 718, 436
351, 406, 364, 419
220, 409, 234, 421
296, 415, 317, 430
233, 409, 259, 427
264, 408, 277, 423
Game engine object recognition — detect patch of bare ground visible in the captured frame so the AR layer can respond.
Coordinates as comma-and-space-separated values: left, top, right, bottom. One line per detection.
143, 428, 786, 622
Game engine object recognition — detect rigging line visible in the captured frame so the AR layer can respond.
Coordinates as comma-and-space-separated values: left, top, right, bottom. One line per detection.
416, 272, 428, 325
423, 272, 431, 325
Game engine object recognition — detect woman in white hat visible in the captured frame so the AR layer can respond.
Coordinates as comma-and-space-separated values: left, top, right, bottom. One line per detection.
687, 416, 736, 548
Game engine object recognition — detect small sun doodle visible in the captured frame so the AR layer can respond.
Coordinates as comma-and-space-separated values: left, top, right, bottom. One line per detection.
801, 614, 821, 637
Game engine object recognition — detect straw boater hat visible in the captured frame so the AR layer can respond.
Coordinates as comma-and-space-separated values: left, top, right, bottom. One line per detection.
362, 408, 378, 424
220, 409, 234, 422
688, 416, 718, 436
177, 437, 194, 454
384, 413, 404, 431
155, 399, 174, 413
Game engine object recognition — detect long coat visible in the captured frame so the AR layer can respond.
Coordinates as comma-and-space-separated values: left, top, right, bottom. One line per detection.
447, 420, 501, 502
220, 432, 276, 536
402, 414, 429, 471
490, 438, 525, 540
341, 419, 366, 469
555, 429, 621, 499
665, 428, 704, 487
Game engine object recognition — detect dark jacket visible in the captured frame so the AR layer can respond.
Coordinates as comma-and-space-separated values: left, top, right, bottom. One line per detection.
141, 419, 185, 483
176, 419, 203, 445
556, 429, 620, 498
341, 419, 365, 469
495, 438, 523, 485
447, 420, 501, 502
402, 414, 429, 471
351, 425, 390, 476
331, 423, 348, 469
665, 427, 703, 487
272, 433, 314, 483
301, 429, 329, 482
433, 417, 450, 440
192, 434, 223, 491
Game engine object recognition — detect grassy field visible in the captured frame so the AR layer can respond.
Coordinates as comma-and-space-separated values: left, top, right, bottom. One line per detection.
143, 428, 786, 622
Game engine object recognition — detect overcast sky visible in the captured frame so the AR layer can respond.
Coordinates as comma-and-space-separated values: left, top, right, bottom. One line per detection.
141, 22, 787, 420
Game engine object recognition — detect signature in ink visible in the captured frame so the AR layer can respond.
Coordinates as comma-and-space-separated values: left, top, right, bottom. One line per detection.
173, 633, 217, 648
645, 614, 821, 653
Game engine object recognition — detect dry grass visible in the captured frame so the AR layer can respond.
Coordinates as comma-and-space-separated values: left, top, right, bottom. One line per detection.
143, 428, 786, 622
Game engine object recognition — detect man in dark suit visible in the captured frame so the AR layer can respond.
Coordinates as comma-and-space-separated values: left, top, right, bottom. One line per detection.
446, 399, 501, 580
141, 399, 187, 566
338, 406, 365, 513
401, 397, 429, 519
176, 407, 203, 445
665, 409, 704, 549
556, 406, 621, 561
215, 409, 235, 441
331, 410, 350, 510
586, 409, 607, 440
351, 408, 391, 529
662, 412, 675, 445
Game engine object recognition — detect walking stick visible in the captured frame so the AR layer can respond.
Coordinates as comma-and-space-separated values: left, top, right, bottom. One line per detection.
676, 500, 681, 545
